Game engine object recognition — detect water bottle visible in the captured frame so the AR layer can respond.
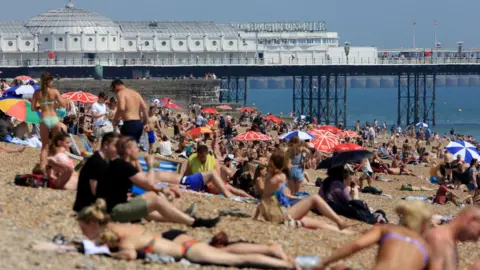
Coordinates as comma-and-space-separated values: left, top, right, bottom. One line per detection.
295, 256, 321, 269
404, 196, 427, 201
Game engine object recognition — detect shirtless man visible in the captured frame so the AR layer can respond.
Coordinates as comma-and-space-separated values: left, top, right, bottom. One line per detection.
426, 207, 480, 270
145, 107, 161, 153
111, 79, 148, 143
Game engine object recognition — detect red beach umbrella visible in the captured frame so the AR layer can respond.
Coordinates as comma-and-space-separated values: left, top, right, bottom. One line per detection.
233, 131, 271, 141
164, 103, 182, 109
264, 115, 282, 124
61, 91, 98, 103
334, 143, 364, 152
337, 130, 361, 139
202, 108, 219, 114
315, 125, 341, 134
311, 132, 340, 152
239, 107, 256, 113
217, 105, 232, 110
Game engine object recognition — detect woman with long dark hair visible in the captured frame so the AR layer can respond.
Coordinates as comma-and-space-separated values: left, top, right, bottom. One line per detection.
31, 72, 67, 173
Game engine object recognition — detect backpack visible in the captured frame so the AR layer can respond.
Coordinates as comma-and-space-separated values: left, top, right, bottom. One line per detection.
361, 186, 383, 195
14, 174, 52, 188
329, 199, 375, 224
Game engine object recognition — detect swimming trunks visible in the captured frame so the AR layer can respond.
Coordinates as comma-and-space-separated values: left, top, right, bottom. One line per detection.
380, 232, 429, 269
180, 173, 205, 192
42, 116, 59, 130
147, 131, 156, 144
121, 120, 144, 143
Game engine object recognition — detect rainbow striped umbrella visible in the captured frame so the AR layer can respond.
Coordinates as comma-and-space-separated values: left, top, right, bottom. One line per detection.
0, 98, 40, 124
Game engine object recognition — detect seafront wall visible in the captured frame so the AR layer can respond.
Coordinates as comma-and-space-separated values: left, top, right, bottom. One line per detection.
53, 79, 220, 107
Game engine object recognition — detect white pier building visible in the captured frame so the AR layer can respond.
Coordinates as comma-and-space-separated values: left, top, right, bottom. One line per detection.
0, 1, 377, 66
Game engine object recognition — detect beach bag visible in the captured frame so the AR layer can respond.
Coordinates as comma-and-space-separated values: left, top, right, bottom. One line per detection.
361, 186, 383, 195
258, 196, 285, 224
329, 199, 374, 224
14, 174, 51, 188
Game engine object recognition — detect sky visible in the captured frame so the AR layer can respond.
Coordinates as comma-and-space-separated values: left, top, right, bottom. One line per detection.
3, 0, 479, 49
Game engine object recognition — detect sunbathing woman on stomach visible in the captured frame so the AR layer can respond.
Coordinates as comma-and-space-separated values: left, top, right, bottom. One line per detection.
77, 199, 297, 269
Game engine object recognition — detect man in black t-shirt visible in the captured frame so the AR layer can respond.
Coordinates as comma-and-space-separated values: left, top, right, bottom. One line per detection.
73, 132, 119, 212
95, 136, 219, 228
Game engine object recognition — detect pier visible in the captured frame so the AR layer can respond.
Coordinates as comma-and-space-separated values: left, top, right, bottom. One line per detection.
1, 57, 480, 127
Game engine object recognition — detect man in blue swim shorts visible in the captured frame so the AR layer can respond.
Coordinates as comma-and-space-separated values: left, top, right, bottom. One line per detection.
111, 79, 149, 143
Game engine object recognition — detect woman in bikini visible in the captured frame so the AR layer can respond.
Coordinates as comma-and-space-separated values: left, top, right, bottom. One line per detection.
31, 72, 67, 173
315, 201, 433, 270
254, 150, 355, 233
77, 199, 297, 269
286, 135, 310, 194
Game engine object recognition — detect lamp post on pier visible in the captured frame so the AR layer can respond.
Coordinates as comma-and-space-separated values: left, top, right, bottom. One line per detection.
344, 41, 350, 64
457, 41, 463, 58
36, 42, 41, 65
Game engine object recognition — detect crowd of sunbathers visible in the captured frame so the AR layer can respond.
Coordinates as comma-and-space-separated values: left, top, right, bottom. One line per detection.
4, 73, 479, 269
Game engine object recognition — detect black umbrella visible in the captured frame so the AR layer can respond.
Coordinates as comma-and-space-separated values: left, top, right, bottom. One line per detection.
316, 150, 373, 169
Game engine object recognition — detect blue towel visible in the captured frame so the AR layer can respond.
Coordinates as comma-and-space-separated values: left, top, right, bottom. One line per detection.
80, 135, 93, 153
132, 158, 178, 195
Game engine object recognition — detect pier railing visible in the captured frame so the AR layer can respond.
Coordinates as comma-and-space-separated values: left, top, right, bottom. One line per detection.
1, 57, 480, 67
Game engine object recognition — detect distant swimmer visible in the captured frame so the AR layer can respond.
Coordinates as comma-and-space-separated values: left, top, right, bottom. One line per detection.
111, 79, 149, 143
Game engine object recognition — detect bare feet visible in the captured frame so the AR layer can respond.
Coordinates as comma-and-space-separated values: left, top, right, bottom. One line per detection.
338, 220, 358, 230
269, 243, 289, 261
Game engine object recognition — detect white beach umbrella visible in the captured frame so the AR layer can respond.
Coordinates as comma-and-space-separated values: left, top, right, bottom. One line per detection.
445, 140, 480, 163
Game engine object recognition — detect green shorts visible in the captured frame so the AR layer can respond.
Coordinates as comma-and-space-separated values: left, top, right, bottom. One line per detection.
111, 197, 148, 223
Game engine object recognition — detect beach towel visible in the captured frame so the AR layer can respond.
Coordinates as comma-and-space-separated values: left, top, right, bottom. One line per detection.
131, 159, 179, 195
4, 135, 42, 148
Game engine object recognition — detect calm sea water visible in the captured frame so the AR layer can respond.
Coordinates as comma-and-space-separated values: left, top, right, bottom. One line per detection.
247, 87, 480, 138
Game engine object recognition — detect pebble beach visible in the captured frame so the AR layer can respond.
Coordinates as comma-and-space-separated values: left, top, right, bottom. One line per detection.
0, 133, 479, 270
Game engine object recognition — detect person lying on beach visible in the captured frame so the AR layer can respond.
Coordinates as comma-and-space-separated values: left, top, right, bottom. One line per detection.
95, 136, 220, 227
253, 150, 356, 233
315, 201, 433, 270
426, 206, 480, 270
385, 165, 417, 176
0, 145, 26, 153
77, 199, 297, 269
400, 184, 435, 191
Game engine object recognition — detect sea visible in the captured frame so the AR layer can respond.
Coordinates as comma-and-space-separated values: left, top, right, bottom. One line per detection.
247, 87, 480, 139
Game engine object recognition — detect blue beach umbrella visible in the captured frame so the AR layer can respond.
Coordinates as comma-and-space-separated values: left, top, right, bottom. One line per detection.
416, 122, 428, 128
280, 130, 315, 141
3, 85, 39, 98
445, 140, 480, 163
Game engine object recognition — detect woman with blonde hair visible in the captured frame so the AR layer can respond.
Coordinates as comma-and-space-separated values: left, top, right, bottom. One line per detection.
31, 72, 67, 173
315, 201, 433, 270
77, 199, 297, 269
